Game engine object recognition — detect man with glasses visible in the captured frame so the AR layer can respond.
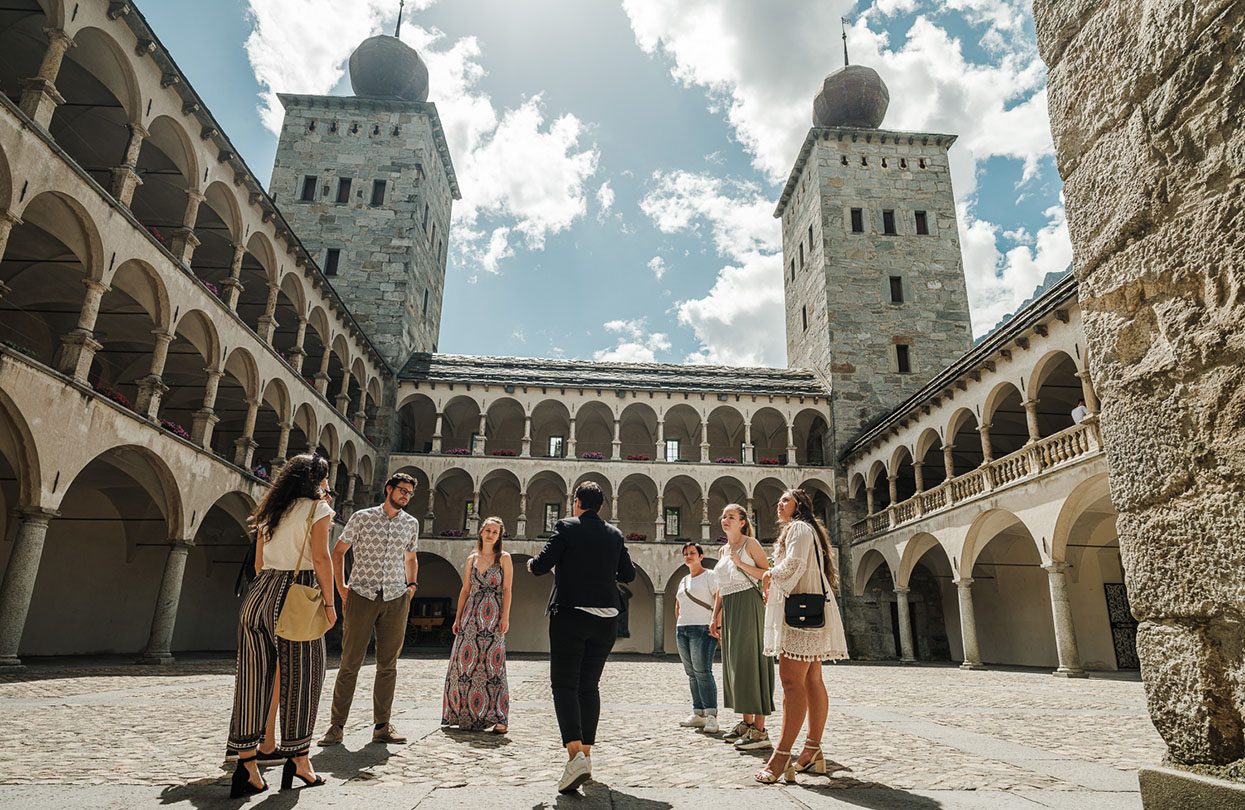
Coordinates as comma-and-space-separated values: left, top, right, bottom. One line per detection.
319, 472, 420, 746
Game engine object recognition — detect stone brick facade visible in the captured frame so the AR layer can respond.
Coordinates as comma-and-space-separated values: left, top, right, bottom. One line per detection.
270, 93, 460, 368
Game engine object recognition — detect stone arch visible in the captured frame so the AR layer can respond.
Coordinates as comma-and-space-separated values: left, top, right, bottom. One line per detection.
662, 403, 702, 462
88, 258, 170, 407
1051, 472, 1114, 564
0, 2, 56, 115
661, 473, 704, 542
130, 115, 200, 252
525, 469, 568, 537
272, 271, 308, 360
235, 231, 278, 333
574, 400, 615, 460
706, 404, 745, 462
433, 467, 475, 536
854, 548, 892, 597
317, 421, 339, 462
571, 470, 614, 521
396, 391, 436, 453
440, 394, 481, 454
1027, 350, 1082, 438
946, 406, 984, 476
0, 385, 44, 512
897, 532, 948, 588
914, 427, 947, 489
707, 474, 748, 534
12, 189, 105, 277
255, 377, 291, 471
618, 401, 658, 460
797, 477, 834, 531
484, 396, 524, 456
749, 406, 788, 465
793, 407, 830, 466
175, 489, 255, 652
983, 381, 1027, 458
617, 472, 658, 541
479, 468, 522, 532
301, 305, 332, 388
889, 445, 917, 504
531, 398, 571, 459
290, 402, 317, 456
615, 560, 656, 654
752, 475, 789, 541
409, 549, 462, 648
866, 459, 890, 512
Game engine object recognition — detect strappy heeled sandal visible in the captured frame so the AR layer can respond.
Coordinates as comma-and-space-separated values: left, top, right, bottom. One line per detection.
281, 750, 326, 790
753, 749, 795, 784
794, 741, 852, 776
229, 752, 268, 798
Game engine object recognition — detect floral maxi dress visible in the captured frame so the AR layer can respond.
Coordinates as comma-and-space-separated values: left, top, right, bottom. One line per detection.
441, 560, 510, 729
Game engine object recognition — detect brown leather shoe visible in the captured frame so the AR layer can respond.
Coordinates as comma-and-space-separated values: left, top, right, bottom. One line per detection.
317, 724, 343, 746
372, 724, 407, 744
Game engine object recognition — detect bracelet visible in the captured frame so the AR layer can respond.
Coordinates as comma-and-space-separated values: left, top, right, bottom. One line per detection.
407, 582, 418, 588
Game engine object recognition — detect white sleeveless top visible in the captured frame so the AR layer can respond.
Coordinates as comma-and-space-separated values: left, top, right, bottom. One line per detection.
262, 498, 335, 571
714, 540, 763, 597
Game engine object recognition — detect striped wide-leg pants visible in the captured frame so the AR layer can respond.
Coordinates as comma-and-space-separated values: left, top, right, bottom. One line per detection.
227, 569, 326, 753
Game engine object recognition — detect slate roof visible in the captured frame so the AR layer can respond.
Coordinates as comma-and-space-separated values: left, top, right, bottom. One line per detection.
399, 353, 827, 398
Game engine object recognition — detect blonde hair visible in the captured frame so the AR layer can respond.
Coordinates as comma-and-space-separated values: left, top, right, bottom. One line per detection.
776, 489, 839, 595
721, 503, 754, 537
476, 516, 505, 557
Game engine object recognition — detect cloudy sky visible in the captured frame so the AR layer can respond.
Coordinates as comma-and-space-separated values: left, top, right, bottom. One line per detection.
144, 0, 1071, 367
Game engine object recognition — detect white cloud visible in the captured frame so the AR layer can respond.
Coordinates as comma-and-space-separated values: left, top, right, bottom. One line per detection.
243, 0, 599, 275
593, 319, 672, 363
647, 256, 666, 281
641, 171, 784, 366
595, 181, 615, 222
875, 0, 918, 14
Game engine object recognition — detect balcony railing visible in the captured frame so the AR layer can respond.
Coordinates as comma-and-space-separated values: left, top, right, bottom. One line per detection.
851, 420, 1102, 542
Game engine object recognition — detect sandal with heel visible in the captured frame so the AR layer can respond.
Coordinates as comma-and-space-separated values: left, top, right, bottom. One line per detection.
794, 741, 852, 776
753, 749, 795, 784
229, 753, 268, 798
281, 750, 326, 790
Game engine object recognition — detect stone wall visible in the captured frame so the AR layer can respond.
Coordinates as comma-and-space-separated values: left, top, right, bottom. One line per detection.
1034, 0, 1245, 768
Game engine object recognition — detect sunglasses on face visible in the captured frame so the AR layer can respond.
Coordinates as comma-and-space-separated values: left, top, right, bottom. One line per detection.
393, 487, 414, 497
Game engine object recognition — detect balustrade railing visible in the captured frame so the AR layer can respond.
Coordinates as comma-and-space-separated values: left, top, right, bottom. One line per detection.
853, 420, 1101, 542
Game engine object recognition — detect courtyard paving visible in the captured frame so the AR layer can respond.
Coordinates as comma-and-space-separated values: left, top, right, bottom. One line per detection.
0, 653, 1163, 808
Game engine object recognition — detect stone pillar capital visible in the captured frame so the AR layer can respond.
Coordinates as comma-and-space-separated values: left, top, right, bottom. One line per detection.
1042, 561, 1071, 574
0, 209, 22, 228
894, 585, 910, 596
17, 506, 59, 524
954, 576, 974, 588
184, 188, 206, 204
43, 27, 75, 48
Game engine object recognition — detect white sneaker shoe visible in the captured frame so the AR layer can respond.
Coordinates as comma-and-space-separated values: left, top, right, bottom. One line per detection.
701, 715, 719, 734
558, 752, 591, 793
679, 712, 707, 728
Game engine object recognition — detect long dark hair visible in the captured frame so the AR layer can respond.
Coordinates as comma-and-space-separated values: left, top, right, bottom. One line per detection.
777, 488, 838, 595
250, 453, 329, 541
477, 516, 505, 559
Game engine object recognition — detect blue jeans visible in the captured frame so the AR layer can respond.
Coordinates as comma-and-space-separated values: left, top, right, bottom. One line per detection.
675, 625, 718, 711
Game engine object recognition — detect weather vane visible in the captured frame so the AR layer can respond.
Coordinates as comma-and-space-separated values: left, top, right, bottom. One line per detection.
395, 0, 405, 38
841, 17, 850, 66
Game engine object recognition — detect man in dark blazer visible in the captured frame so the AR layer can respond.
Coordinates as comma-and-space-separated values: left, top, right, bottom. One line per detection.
527, 481, 636, 793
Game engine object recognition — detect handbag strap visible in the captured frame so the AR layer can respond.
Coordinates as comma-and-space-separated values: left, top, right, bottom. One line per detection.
680, 575, 714, 611
290, 499, 318, 577
804, 521, 832, 602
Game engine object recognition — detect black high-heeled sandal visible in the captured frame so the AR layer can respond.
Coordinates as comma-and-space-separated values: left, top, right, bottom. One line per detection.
229, 753, 268, 798
281, 750, 326, 790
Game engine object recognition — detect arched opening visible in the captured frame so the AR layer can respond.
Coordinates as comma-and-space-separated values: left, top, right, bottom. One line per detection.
985, 384, 1027, 459
0, 390, 40, 582
1031, 352, 1082, 438
254, 379, 289, 476
23, 445, 179, 655
188, 182, 240, 297
617, 473, 657, 542
347, 358, 366, 420
290, 402, 316, 458
525, 470, 567, 538
212, 348, 259, 464
662, 475, 703, 542
752, 476, 787, 541
433, 468, 474, 537
890, 446, 917, 504
130, 116, 196, 251
798, 478, 834, 533
531, 399, 571, 459
506, 553, 550, 652
571, 471, 613, 521
174, 491, 254, 652
660, 404, 701, 463
484, 397, 524, 456
966, 511, 1056, 667
396, 392, 436, 453
793, 408, 829, 466
300, 309, 331, 390
614, 564, 655, 654
706, 405, 744, 463
316, 423, 338, 463
707, 475, 747, 538
847, 473, 869, 518
236, 234, 276, 335
750, 407, 787, 465
88, 260, 167, 410
854, 549, 898, 659
915, 428, 947, 490
947, 409, 984, 477
866, 461, 890, 513
618, 401, 658, 460
407, 552, 461, 649
479, 469, 521, 532
156, 310, 217, 442
0, 191, 97, 366
441, 395, 480, 454
271, 274, 305, 363
324, 336, 349, 410
574, 401, 614, 460
393, 465, 432, 531
0, 2, 52, 109
900, 536, 955, 662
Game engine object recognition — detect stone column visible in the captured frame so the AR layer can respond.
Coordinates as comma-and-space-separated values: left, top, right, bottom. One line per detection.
222, 243, 246, 311
233, 398, 260, 468
516, 492, 527, 537
1043, 562, 1086, 678
334, 370, 352, 415
0, 507, 58, 669
58, 279, 107, 382
567, 416, 577, 458
611, 417, 621, 459
257, 283, 280, 345
1075, 369, 1099, 415
468, 491, 480, 534
865, 485, 875, 515
653, 592, 665, 655
192, 369, 223, 448
314, 349, 331, 396
887, 474, 898, 505
274, 421, 292, 466
0, 210, 22, 267
978, 424, 993, 463
786, 421, 798, 466
654, 494, 664, 542
432, 412, 444, 453
610, 495, 619, 525
1022, 399, 1042, 444
474, 412, 486, 455
134, 330, 174, 420
137, 539, 193, 664
657, 421, 666, 461
700, 499, 710, 541
521, 414, 532, 458
288, 317, 308, 373
19, 28, 73, 127
943, 443, 956, 479
895, 587, 916, 663
353, 390, 368, 434
955, 577, 984, 670
699, 416, 709, 462
742, 421, 753, 463
111, 123, 148, 208
913, 461, 925, 493
169, 189, 204, 266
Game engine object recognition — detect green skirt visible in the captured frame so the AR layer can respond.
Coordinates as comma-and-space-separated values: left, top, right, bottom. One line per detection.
721, 588, 775, 715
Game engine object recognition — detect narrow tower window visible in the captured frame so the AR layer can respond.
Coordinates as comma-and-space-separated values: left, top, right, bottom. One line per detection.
896, 344, 911, 373
850, 208, 864, 233
915, 210, 929, 235
371, 179, 387, 206
324, 248, 340, 276
802, 305, 808, 332
422, 203, 430, 230
299, 175, 317, 202
882, 210, 896, 235
335, 177, 352, 204
798, 241, 805, 268
790, 259, 795, 282
423, 288, 429, 315
889, 276, 904, 304
808, 224, 814, 250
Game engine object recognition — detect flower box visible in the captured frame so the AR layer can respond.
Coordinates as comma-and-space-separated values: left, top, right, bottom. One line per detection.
201, 279, 220, 297
92, 382, 131, 409
490, 449, 517, 457
626, 532, 648, 542
758, 457, 781, 465
580, 451, 604, 460
625, 454, 651, 461
0, 339, 36, 359
159, 419, 192, 441
439, 529, 467, 538
445, 447, 471, 456
713, 456, 739, 464
251, 465, 271, 482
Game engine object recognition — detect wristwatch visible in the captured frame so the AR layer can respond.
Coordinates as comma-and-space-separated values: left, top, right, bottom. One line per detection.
406, 582, 418, 589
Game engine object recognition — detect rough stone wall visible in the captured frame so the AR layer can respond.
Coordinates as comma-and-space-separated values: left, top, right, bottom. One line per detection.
270, 97, 453, 368
1034, 0, 1245, 767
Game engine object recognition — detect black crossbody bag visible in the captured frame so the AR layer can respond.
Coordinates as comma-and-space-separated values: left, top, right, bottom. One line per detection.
784, 527, 832, 629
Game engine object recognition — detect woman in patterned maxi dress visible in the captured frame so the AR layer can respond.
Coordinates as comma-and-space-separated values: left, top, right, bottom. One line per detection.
442, 517, 513, 732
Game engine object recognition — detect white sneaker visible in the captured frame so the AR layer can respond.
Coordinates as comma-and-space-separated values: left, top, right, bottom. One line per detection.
558, 752, 591, 794
701, 715, 719, 734
679, 712, 707, 728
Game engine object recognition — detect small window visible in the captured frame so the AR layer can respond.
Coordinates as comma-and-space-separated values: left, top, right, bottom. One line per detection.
548, 436, 565, 458
889, 276, 904, 304
860, 155, 868, 166
324, 248, 340, 276
850, 208, 864, 233
840, 155, 848, 166
665, 438, 680, 462
798, 241, 805, 268
422, 288, 429, 315
463, 500, 475, 529
431, 223, 437, 246
802, 304, 808, 332
883, 210, 896, 235
371, 179, 387, 206
335, 177, 352, 204
919, 158, 927, 169
900, 158, 908, 169
808, 224, 814, 250
789, 259, 795, 282
896, 344, 911, 374
422, 203, 430, 230
664, 506, 681, 538
299, 175, 317, 202
915, 210, 929, 235
544, 503, 561, 534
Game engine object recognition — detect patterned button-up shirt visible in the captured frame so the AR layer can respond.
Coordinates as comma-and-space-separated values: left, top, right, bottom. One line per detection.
339, 506, 420, 601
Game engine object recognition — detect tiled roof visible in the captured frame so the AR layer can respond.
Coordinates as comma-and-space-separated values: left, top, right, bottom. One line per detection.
399, 354, 827, 398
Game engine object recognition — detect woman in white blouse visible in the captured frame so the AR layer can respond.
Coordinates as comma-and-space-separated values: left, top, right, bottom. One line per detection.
754, 488, 848, 784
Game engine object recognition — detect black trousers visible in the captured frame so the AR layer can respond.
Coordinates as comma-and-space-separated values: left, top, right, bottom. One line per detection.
548, 609, 617, 746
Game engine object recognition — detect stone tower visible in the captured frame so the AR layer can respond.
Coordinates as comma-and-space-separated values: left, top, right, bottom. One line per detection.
270, 34, 460, 367
776, 65, 973, 459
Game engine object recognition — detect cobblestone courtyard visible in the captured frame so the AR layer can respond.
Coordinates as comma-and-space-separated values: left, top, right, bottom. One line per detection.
0, 654, 1161, 808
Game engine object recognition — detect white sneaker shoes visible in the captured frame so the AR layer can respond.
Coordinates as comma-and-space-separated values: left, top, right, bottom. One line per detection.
679, 712, 707, 728
558, 752, 591, 794
701, 715, 719, 734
